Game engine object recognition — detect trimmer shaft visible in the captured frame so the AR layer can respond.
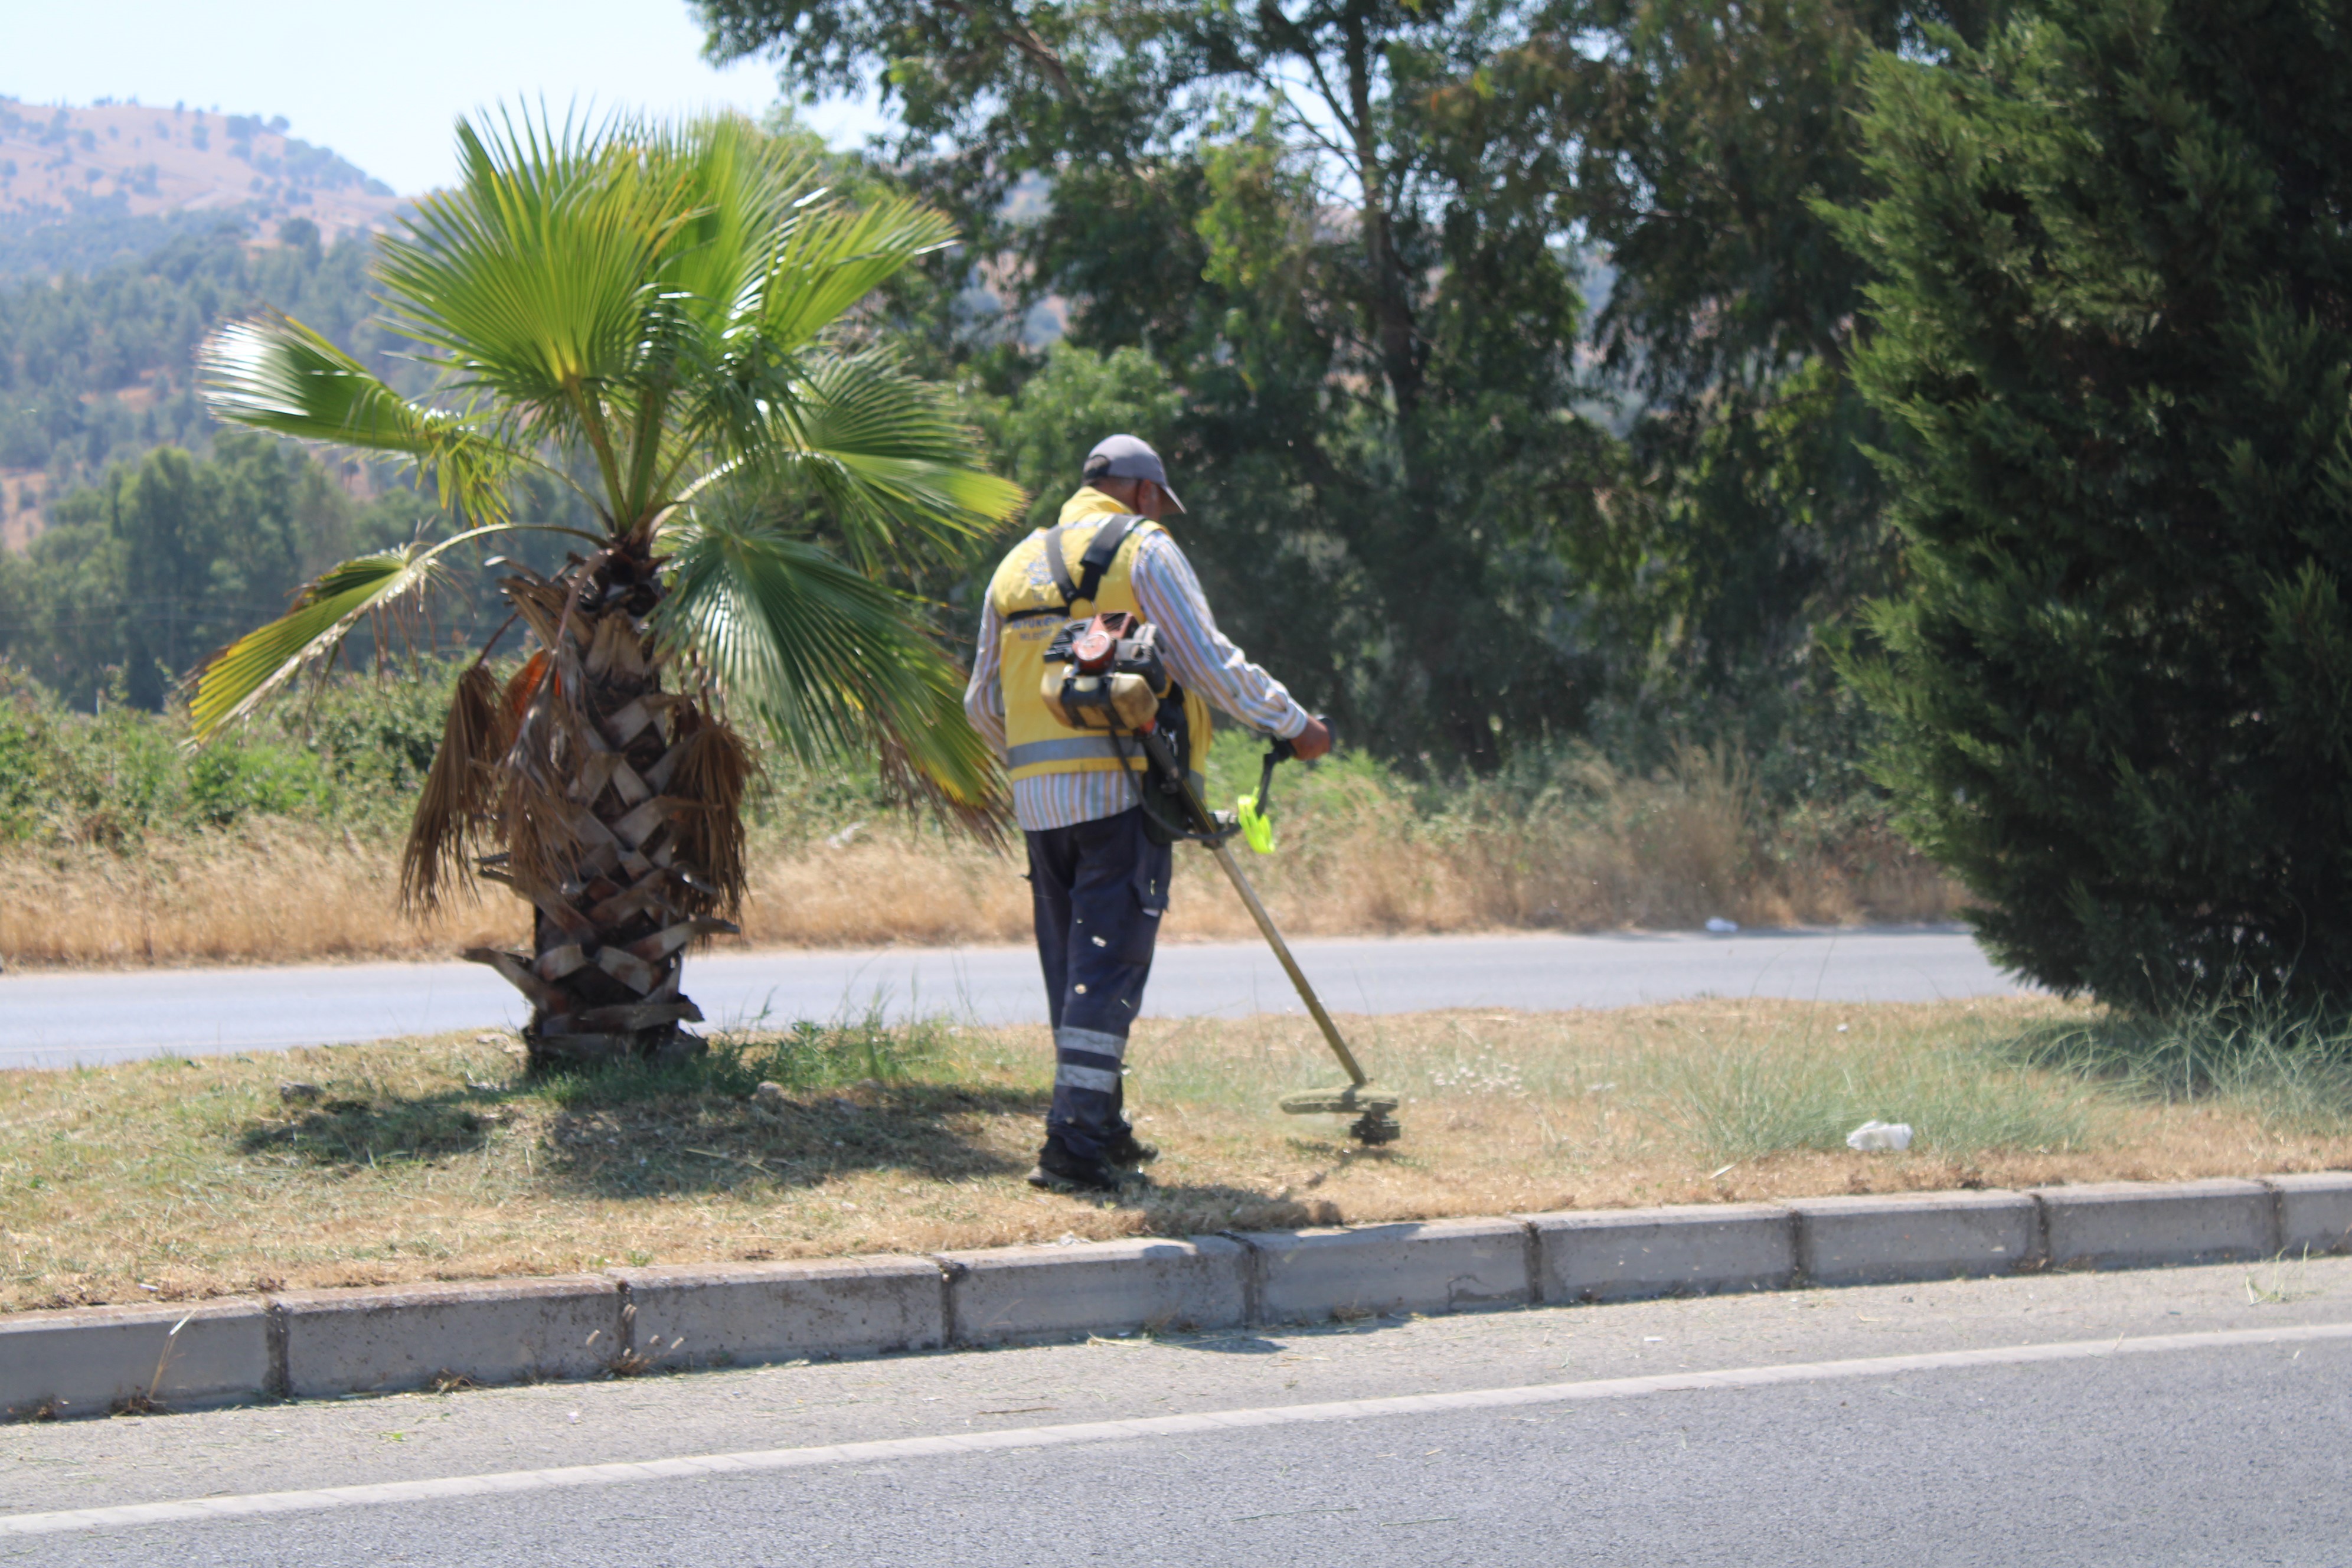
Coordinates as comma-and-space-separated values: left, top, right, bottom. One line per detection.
1125, 725, 1401, 1148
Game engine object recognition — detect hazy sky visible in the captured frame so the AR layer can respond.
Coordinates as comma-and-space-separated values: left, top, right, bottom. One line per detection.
0, 0, 892, 194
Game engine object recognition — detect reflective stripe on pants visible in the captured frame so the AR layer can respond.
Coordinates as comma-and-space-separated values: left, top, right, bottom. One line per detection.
1025, 808, 1171, 1162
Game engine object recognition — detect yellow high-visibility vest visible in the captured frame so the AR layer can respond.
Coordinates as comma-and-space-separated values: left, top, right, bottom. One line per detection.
986, 492, 1211, 793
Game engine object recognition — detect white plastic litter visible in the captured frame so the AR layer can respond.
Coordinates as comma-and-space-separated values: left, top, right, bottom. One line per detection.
1845, 1119, 1915, 1152
1704, 916, 1739, 933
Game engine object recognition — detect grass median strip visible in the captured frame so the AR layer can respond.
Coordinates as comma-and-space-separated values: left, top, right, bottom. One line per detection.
2, 996, 2347, 1313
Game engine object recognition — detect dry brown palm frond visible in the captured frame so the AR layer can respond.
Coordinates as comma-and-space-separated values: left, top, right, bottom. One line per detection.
666, 716, 755, 916
502, 650, 553, 724
504, 634, 602, 778
501, 575, 574, 652
874, 727, 1012, 849
496, 767, 587, 900
400, 661, 506, 912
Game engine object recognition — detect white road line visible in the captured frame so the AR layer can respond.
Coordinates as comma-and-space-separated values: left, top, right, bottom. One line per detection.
5, 1319, 2344, 1537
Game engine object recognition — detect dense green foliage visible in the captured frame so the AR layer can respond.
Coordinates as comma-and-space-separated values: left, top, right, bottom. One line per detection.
0, 443, 585, 717
0, 213, 593, 710
703, 0, 1997, 773
0, 658, 914, 848
1550, 1, 1990, 715
0, 435, 443, 711
713, 0, 1618, 762
0, 661, 450, 845
1838, 0, 2352, 1008
0, 202, 279, 280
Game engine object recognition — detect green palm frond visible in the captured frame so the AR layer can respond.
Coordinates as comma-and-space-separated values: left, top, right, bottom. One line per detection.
684, 350, 1025, 567
753, 194, 961, 354
648, 115, 811, 332
375, 112, 693, 463
185, 547, 447, 741
659, 512, 1000, 821
790, 351, 1027, 530
197, 313, 521, 523
193, 107, 1023, 833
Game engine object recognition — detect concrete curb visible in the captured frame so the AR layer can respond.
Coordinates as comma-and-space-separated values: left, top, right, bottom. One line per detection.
614, 1256, 945, 1370
276, 1275, 622, 1398
1237, 1218, 1533, 1324
2033, 1178, 2276, 1270
2271, 1172, 2352, 1254
1521, 1203, 1796, 1302
1787, 1189, 2041, 1285
7, 1173, 2348, 1419
0, 1298, 269, 1420
937, 1236, 1247, 1345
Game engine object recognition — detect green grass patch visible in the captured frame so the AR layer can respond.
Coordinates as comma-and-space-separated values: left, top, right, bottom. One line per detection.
2008, 998, 2352, 1136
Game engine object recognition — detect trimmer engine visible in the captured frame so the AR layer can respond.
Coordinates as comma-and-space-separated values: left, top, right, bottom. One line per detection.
1041, 612, 1170, 733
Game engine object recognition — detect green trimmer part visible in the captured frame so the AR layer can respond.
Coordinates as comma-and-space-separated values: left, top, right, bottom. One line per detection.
1235, 792, 1275, 854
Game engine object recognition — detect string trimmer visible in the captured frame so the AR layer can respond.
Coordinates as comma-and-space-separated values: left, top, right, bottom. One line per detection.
1045, 612, 1400, 1146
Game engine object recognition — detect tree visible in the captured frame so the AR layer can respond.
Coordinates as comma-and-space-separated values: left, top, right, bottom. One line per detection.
1427, 0, 2007, 764
983, 342, 1183, 533
0, 435, 430, 710
193, 112, 1021, 1066
1836, 0, 2352, 1008
701, 0, 1619, 766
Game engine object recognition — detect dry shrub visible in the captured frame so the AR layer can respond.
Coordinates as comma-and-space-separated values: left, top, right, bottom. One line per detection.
0, 824, 520, 968
0, 746, 1956, 968
1130, 741, 1958, 940
732, 831, 1031, 948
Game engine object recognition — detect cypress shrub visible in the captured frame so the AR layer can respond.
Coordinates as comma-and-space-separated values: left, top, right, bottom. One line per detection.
1837, 0, 2352, 1008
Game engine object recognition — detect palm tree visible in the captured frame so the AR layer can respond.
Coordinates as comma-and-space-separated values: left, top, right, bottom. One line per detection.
191, 110, 1020, 1069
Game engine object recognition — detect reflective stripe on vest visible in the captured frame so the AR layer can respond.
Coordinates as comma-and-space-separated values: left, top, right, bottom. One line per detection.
1004, 736, 1205, 797
985, 516, 1212, 787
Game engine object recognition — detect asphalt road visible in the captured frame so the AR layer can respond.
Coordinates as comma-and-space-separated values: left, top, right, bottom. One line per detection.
4, 1257, 2345, 1565
0, 926, 2023, 1068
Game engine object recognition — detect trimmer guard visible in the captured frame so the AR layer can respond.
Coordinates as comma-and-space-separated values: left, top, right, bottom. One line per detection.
1279, 1084, 1401, 1116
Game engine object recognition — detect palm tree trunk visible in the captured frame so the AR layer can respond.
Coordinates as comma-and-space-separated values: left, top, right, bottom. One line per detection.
460, 541, 748, 1071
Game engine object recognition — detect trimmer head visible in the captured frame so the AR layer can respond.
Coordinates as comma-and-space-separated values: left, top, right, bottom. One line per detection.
1279, 1084, 1403, 1146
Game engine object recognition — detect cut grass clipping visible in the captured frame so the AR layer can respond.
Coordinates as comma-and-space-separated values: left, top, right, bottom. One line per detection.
4, 997, 2348, 1313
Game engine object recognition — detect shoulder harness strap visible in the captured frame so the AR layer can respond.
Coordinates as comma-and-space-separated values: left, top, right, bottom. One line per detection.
1040, 522, 1079, 606
1041, 514, 1141, 612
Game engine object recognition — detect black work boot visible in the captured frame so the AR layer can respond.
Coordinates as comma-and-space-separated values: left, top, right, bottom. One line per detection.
1027, 1140, 1144, 1194
1102, 1127, 1160, 1168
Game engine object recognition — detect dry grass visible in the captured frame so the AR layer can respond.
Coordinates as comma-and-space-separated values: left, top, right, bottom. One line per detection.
0, 823, 520, 968
0, 745, 1956, 968
4, 995, 2345, 1315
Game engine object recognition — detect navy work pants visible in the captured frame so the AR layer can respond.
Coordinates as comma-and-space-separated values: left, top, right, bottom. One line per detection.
1025, 807, 1173, 1162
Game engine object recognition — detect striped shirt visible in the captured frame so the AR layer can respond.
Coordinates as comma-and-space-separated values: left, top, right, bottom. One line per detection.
964, 503, 1312, 832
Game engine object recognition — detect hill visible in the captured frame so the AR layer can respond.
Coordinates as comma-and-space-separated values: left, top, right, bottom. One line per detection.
0, 222, 403, 550
0, 99, 402, 276
0, 100, 413, 548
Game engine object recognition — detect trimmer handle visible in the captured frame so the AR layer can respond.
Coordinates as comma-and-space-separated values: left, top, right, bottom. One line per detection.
1254, 720, 1319, 819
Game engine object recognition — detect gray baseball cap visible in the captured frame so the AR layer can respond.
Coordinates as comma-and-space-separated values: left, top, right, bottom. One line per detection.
1083, 433, 1184, 511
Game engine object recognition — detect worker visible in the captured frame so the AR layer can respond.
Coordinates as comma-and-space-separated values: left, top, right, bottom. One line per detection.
965, 435, 1332, 1193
